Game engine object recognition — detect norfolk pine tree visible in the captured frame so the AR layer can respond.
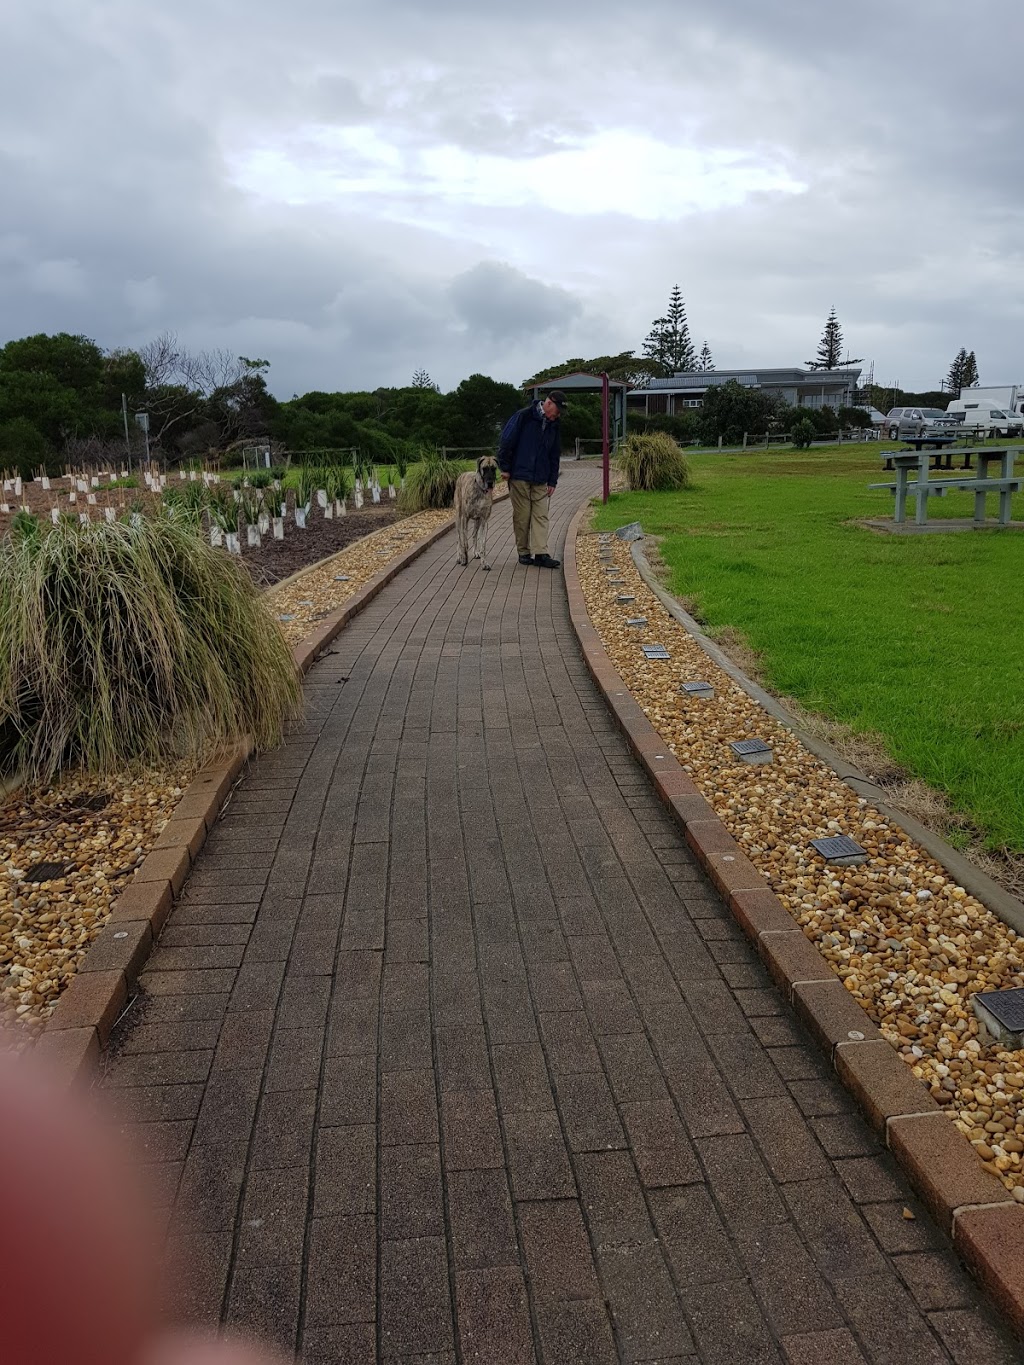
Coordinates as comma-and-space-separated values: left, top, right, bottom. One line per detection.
696, 341, 715, 373
962, 351, 980, 388
806, 307, 861, 370
945, 348, 967, 397
642, 285, 696, 372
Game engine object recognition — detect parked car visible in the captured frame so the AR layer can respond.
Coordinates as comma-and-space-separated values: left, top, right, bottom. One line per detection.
884, 407, 960, 446
861, 406, 888, 427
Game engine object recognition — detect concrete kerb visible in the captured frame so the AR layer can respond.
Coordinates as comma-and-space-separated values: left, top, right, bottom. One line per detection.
38, 509, 461, 1084
563, 500, 1024, 1337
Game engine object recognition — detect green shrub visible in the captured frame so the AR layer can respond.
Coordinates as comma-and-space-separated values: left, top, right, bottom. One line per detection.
615, 433, 693, 491
398, 452, 464, 511
0, 514, 301, 782
792, 418, 815, 449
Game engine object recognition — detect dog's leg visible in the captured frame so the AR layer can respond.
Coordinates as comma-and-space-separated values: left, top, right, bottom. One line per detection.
456, 508, 468, 566
479, 514, 490, 571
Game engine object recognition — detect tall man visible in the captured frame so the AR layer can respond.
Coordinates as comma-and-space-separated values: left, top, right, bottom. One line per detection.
497, 390, 565, 568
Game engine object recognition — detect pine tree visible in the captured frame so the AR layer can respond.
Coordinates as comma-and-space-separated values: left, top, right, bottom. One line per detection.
945, 348, 967, 397
806, 307, 861, 370
642, 285, 696, 373
962, 350, 980, 388
411, 368, 438, 390
696, 341, 715, 373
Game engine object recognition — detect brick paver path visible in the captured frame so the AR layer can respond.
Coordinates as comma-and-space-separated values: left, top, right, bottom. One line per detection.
102, 466, 1018, 1363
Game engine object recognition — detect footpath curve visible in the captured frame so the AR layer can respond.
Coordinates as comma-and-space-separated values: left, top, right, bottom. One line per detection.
96, 468, 1017, 1363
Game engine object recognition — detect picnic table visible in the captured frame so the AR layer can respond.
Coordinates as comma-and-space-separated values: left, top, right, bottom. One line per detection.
870, 447, 1022, 526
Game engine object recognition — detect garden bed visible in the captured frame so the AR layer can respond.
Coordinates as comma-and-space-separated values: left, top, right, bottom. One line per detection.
0, 473, 407, 587
1, 502, 454, 1037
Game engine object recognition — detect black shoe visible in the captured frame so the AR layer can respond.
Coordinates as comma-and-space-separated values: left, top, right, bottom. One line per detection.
533, 553, 561, 569
518, 553, 534, 565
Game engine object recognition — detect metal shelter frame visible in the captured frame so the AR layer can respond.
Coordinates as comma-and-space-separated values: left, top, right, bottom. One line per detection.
530, 371, 629, 503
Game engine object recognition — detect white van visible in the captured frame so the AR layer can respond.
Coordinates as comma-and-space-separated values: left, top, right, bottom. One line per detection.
945, 399, 1023, 437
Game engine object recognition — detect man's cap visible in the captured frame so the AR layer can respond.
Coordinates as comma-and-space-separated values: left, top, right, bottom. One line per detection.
546, 390, 568, 411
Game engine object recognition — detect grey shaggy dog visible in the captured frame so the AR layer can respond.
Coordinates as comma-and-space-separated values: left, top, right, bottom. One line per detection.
454, 456, 498, 570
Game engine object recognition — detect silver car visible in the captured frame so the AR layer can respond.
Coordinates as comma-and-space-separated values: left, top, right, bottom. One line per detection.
885, 407, 960, 447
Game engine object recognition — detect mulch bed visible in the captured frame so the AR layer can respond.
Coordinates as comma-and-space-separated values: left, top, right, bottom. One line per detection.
240, 505, 404, 587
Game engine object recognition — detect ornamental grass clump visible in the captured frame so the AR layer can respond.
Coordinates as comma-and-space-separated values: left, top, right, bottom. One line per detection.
616, 433, 694, 492
0, 513, 301, 784
398, 450, 463, 512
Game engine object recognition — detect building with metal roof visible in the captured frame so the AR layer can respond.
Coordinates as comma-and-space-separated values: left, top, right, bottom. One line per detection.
628, 366, 863, 417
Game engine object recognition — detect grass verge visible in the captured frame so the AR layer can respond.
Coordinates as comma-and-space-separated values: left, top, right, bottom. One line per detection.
591, 442, 1024, 851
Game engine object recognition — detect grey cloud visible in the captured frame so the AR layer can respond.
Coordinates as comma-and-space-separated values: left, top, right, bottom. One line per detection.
2, 0, 1024, 397
449, 262, 583, 341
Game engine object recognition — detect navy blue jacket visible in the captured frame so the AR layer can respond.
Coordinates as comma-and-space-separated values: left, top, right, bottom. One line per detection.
497, 402, 561, 487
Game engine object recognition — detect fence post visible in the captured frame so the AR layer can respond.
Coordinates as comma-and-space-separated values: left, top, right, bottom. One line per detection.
718, 435, 723, 450
742, 432, 748, 448
575, 437, 581, 461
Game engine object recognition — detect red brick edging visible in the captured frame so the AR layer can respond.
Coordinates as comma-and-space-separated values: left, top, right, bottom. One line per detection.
34, 511, 459, 1084
563, 500, 1024, 1336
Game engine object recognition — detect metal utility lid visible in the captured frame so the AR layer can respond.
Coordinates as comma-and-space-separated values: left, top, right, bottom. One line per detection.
810, 835, 869, 865
642, 644, 671, 660
730, 738, 772, 755
974, 988, 1024, 1034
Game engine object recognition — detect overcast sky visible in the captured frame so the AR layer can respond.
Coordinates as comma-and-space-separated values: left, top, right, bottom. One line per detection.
3, 1, 1022, 398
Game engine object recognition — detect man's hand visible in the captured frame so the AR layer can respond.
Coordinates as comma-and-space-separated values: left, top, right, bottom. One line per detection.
547, 485, 556, 497
500, 471, 510, 481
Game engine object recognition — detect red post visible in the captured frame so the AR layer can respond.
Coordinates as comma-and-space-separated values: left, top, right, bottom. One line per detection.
601, 371, 610, 504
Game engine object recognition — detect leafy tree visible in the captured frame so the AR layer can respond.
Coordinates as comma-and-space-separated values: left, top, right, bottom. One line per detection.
0, 368, 81, 447
806, 307, 861, 371
642, 285, 695, 373
525, 351, 664, 389
1, 332, 106, 394
411, 368, 438, 390
0, 333, 129, 449
445, 373, 522, 447
697, 380, 784, 445
792, 418, 815, 448
0, 417, 51, 478
962, 350, 980, 388
695, 341, 715, 373
206, 358, 279, 445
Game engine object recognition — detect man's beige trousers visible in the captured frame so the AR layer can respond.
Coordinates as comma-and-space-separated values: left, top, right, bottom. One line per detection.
509, 480, 550, 556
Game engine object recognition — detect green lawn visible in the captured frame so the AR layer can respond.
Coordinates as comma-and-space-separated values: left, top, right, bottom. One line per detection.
592, 443, 1024, 850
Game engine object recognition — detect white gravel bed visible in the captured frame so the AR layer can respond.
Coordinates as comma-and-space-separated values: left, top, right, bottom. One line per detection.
578, 531, 1024, 1195
266, 509, 452, 645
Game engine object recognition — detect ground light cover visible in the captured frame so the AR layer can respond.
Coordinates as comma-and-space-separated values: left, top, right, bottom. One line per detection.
581, 484, 1024, 1194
